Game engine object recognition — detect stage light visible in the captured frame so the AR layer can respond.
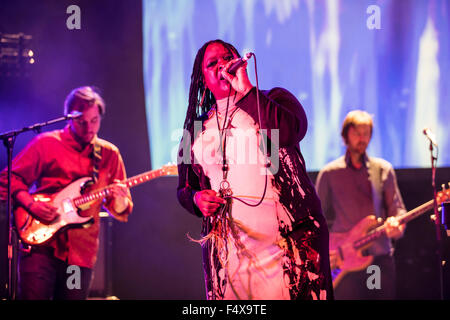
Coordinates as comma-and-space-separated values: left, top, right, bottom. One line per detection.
0, 32, 34, 77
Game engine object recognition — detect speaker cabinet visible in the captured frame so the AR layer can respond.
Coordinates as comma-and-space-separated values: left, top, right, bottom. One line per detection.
89, 213, 113, 298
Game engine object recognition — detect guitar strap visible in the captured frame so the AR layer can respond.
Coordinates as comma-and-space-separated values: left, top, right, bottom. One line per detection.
79, 139, 102, 196
367, 158, 396, 257
367, 159, 384, 220
91, 139, 102, 183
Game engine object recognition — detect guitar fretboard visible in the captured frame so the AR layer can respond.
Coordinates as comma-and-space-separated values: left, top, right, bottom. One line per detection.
353, 200, 434, 249
72, 166, 176, 207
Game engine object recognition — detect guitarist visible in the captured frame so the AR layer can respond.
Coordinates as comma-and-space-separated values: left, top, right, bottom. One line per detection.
0, 86, 133, 299
315, 110, 406, 300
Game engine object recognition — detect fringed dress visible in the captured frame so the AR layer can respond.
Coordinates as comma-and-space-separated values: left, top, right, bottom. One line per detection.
177, 87, 333, 300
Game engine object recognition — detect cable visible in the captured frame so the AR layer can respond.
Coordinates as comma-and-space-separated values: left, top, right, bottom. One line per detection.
224, 52, 270, 207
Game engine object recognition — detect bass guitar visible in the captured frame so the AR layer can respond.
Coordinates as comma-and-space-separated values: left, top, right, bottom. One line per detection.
14, 164, 178, 246
330, 184, 450, 288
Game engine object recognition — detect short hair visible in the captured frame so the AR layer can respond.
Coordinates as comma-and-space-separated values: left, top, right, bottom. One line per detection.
64, 86, 105, 116
341, 110, 373, 143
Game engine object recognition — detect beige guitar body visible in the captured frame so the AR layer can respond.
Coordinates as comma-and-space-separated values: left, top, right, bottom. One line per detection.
329, 215, 380, 288
15, 177, 95, 246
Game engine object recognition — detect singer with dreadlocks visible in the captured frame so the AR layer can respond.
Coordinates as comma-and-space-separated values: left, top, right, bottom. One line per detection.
177, 39, 333, 300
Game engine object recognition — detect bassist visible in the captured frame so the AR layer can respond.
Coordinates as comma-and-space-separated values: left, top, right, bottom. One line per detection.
315, 110, 405, 300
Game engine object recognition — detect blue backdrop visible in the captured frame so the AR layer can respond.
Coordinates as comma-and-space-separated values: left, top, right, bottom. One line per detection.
143, 0, 449, 171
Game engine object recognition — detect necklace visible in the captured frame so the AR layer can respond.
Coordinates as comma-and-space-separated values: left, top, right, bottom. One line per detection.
214, 91, 239, 198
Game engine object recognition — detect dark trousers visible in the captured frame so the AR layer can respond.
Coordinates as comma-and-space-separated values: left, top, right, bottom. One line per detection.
18, 246, 93, 300
334, 254, 397, 300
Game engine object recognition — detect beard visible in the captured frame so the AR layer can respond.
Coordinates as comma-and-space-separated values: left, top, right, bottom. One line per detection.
352, 143, 368, 155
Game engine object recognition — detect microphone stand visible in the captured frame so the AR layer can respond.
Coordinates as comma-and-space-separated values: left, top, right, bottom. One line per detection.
0, 113, 77, 300
429, 141, 443, 300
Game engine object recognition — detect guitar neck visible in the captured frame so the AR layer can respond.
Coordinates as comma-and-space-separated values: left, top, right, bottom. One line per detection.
123, 169, 167, 188
73, 167, 173, 207
353, 200, 434, 250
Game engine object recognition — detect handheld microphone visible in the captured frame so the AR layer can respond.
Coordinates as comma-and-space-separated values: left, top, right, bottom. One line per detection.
66, 111, 83, 120
227, 52, 253, 75
423, 127, 438, 147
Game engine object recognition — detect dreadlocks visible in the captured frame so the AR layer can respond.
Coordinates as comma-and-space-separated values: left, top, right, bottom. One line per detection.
182, 40, 241, 149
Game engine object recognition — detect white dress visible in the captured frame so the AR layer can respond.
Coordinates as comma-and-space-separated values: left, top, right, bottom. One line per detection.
192, 94, 292, 299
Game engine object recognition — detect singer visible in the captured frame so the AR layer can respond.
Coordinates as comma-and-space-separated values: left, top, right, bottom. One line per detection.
0, 86, 133, 299
177, 39, 333, 300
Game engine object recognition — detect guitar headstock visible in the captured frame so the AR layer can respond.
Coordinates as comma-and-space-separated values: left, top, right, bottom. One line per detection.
160, 163, 178, 176
437, 183, 450, 205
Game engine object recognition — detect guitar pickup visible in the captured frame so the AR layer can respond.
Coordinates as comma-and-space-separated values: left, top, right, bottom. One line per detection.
62, 198, 76, 213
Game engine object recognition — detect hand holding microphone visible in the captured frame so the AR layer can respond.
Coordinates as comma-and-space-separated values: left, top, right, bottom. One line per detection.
227, 52, 253, 75
221, 52, 254, 95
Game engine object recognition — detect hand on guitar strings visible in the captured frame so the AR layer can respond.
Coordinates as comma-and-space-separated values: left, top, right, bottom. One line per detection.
109, 179, 131, 213
29, 201, 59, 224
383, 216, 405, 240
16, 190, 59, 223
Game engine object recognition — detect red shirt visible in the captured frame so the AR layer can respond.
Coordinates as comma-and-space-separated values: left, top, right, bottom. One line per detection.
0, 125, 133, 268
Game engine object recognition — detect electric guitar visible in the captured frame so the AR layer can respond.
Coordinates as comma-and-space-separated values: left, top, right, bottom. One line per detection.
14, 164, 178, 246
330, 184, 450, 288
